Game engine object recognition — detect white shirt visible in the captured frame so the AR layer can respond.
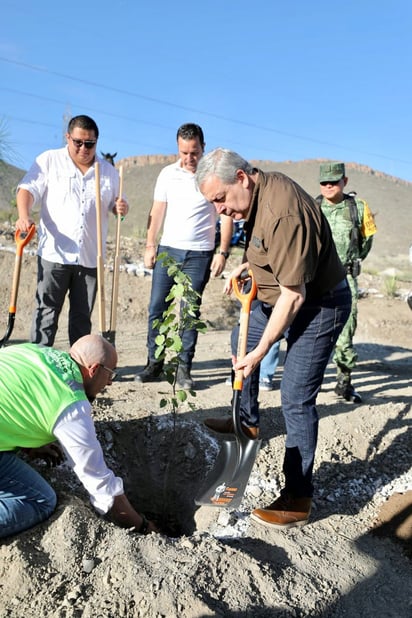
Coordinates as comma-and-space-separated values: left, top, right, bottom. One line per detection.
18, 147, 120, 268
154, 159, 217, 251
53, 401, 124, 514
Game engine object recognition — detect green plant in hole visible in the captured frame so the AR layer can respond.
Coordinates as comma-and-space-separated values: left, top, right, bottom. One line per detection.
153, 252, 207, 414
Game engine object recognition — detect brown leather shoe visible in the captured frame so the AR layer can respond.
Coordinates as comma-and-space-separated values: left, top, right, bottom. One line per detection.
204, 417, 259, 440
250, 494, 312, 529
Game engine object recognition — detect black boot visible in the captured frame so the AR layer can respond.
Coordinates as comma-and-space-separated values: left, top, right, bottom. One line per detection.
176, 364, 194, 389
335, 372, 362, 404
134, 360, 163, 383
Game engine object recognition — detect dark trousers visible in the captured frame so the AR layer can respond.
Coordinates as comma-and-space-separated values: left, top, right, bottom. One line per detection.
31, 257, 97, 346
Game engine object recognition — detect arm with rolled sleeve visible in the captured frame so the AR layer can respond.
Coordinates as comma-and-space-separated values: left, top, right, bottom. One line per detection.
53, 401, 124, 514
53, 401, 157, 532
210, 214, 233, 277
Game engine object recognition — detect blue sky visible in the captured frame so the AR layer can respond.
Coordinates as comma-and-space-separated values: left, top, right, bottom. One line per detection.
1, 0, 411, 181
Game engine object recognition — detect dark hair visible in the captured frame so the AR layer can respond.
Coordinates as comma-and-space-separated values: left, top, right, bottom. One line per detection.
68, 115, 99, 139
176, 123, 204, 146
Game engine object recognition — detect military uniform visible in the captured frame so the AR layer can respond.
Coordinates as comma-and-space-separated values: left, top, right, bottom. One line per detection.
318, 162, 377, 402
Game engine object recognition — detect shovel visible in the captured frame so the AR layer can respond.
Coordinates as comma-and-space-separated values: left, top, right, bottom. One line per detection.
0, 223, 36, 347
95, 161, 107, 338
106, 165, 124, 345
195, 270, 262, 509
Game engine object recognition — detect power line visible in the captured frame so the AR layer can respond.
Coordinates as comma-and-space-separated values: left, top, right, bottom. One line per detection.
0, 87, 172, 131
2, 56, 411, 167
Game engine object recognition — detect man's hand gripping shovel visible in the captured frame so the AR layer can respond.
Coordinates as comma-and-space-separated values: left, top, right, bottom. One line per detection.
195, 270, 262, 509
0, 224, 36, 347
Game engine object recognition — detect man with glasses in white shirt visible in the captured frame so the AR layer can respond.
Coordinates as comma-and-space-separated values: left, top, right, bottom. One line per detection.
16, 115, 128, 346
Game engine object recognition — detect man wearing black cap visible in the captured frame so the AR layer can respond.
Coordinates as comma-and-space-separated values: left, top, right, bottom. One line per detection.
317, 162, 377, 403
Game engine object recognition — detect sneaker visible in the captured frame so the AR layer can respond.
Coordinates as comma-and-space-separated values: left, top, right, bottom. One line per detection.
251, 493, 312, 529
334, 381, 362, 404
134, 361, 163, 383
259, 378, 274, 392
176, 365, 194, 390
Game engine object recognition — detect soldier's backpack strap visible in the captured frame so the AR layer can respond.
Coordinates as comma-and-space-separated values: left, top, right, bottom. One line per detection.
344, 193, 362, 260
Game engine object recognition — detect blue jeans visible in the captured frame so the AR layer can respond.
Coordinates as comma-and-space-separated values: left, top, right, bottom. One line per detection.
231, 280, 352, 497
260, 340, 280, 381
147, 246, 214, 369
0, 451, 57, 538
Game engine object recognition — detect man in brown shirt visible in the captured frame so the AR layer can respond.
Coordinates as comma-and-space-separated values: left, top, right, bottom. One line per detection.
196, 149, 351, 529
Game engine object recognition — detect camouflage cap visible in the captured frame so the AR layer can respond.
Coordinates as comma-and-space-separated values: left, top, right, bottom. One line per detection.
319, 162, 345, 182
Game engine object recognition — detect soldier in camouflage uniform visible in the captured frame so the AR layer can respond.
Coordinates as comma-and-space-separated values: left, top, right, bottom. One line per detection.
317, 162, 377, 403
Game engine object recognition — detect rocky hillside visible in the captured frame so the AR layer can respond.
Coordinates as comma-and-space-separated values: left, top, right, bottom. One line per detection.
115, 155, 412, 275
2, 155, 411, 275
0, 160, 25, 220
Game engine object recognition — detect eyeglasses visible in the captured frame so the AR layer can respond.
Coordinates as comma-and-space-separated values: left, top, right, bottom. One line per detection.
320, 180, 341, 186
70, 136, 97, 149
99, 364, 117, 381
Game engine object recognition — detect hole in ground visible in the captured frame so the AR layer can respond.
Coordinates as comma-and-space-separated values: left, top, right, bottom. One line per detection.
103, 415, 219, 537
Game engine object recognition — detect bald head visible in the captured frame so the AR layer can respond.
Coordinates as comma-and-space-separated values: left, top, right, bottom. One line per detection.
70, 334, 117, 369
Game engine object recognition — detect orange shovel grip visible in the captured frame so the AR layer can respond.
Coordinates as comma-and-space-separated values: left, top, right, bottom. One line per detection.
232, 269, 257, 313
15, 224, 36, 257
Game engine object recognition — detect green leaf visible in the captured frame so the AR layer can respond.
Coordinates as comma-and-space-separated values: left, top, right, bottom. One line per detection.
170, 339, 183, 352
171, 397, 179, 409
177, 389, 187, 402
173, 283, 185, 298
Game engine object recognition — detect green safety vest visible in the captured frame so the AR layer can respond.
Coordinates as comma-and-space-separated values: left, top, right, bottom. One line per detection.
0, 343, 87, 451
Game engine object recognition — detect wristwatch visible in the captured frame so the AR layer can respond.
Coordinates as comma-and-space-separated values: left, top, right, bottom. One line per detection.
219, 251, 230, 259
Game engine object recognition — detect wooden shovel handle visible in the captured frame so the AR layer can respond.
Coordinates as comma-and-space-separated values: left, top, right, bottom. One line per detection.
95, 162, 106, 334
109, 165, 123, 333
10, 224, 36, 311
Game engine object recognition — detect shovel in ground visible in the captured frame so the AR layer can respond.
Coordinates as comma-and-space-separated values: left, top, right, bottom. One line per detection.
195, 270, 262, 509
0, 224, 36, 347
95, 162, 124, 345
95, 161, 107, 339
106, 165, 124, 345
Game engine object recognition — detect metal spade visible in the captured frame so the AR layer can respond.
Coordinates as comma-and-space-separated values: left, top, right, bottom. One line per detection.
195, 270, 262, 509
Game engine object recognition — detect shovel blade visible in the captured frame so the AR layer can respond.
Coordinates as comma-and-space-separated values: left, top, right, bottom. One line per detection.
0, 314, 15, 348
195, 437, 261, 509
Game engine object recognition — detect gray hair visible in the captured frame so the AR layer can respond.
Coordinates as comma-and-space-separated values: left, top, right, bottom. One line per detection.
195, 148, 255, 187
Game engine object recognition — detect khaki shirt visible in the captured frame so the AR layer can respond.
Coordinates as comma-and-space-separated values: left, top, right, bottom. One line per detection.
245, 171, 346, 305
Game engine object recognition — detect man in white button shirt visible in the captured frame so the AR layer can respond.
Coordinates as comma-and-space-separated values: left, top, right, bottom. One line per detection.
15, 115, 128, 346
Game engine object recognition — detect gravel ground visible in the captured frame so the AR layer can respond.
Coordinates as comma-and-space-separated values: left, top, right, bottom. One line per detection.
0, 232, 411, 617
